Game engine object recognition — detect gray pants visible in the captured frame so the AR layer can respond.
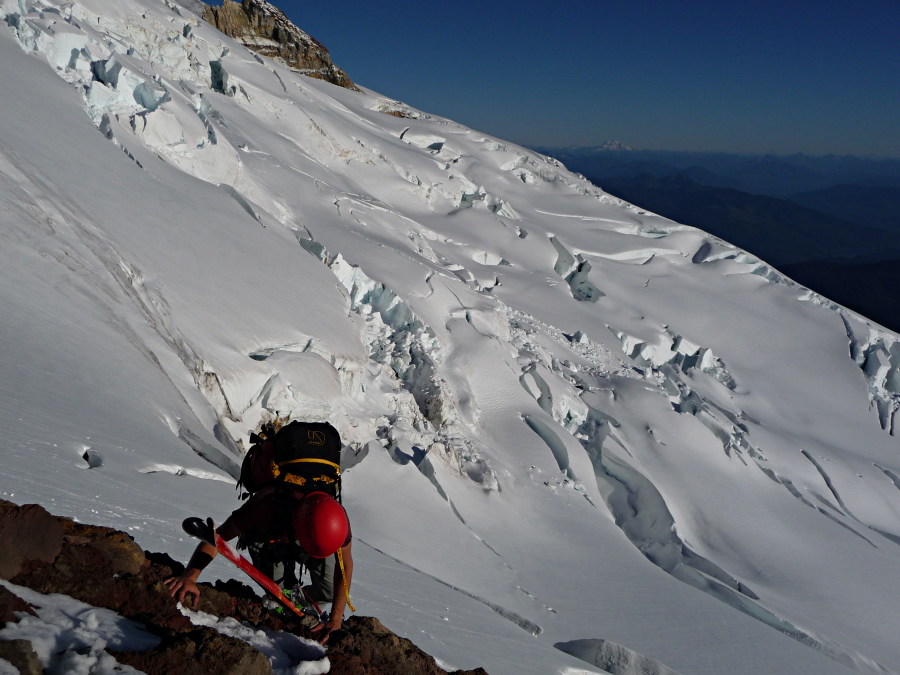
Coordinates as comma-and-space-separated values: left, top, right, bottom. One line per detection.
295, 549, 336, 602
248, 540, 335, 601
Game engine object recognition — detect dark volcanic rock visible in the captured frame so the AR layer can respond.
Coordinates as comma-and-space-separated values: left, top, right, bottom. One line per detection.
8, 509, 194, 633
203, 0, 358, 90
0, 639, 42, 675
0, 583, 36, 624
0, 501, 64, 578
116, 627, 272, 675
0, 498, 487, 673
328, 615, 490, 675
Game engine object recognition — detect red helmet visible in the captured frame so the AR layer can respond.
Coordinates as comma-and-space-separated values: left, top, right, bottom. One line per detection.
293, 492, 349, 558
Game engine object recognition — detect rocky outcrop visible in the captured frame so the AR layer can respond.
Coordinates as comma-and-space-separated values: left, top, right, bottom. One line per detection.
0, 639, 41, 675
203, 0, 358, 90
0, 498, 486, 674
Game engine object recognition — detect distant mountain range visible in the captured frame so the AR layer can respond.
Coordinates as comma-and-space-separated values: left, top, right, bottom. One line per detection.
535, 146, 900, 332
538, 145, 900, 193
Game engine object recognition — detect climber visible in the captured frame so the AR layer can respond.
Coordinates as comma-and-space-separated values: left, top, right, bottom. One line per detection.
165, 489, 353, 644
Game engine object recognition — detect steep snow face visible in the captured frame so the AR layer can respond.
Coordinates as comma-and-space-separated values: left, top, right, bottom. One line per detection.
1, 1, 899, 674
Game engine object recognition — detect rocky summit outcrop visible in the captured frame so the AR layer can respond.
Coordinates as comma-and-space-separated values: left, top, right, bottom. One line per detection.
203, 0, 358, 90
0, 498, 487, 674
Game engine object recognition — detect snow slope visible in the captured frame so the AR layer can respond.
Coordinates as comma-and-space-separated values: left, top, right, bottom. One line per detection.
1, 1, 899, 673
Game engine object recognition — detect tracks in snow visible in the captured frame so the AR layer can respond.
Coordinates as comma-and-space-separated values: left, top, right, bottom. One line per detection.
356, 539, 543, 637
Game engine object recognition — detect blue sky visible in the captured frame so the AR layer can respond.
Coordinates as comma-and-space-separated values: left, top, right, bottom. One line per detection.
235, 0, 899, 156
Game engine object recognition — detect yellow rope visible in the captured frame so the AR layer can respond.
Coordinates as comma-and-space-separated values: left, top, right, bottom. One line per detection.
336, 547, 356, 612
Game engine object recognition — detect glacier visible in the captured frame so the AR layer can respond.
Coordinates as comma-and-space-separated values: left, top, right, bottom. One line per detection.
0, 0, 899, 673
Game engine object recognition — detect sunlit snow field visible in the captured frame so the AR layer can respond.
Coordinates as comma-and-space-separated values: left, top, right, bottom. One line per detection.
1, 1, 899, 673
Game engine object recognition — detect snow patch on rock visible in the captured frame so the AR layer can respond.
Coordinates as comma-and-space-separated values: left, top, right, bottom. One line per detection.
0, 580, 160, 674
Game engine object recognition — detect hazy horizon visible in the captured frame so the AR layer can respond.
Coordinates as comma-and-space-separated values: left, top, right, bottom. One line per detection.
531, 143, 900, 161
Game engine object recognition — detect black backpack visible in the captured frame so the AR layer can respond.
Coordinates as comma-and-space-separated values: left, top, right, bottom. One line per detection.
237, 421, 343, 500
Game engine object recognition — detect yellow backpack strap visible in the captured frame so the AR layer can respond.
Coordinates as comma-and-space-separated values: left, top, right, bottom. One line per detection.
278, 458, 341, 472
336, 547, 356, 612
